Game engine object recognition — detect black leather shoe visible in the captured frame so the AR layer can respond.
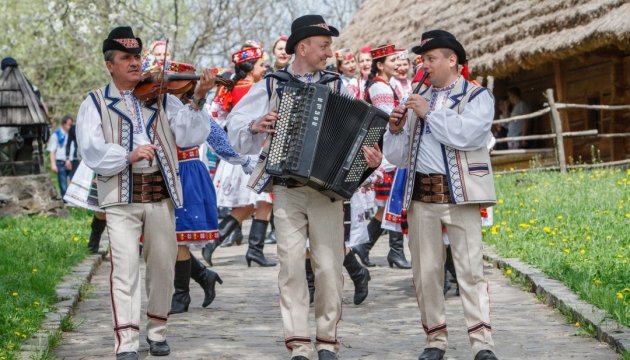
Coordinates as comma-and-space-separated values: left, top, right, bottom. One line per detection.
147, 338, 170, 356
418, 347, 445, 360
291, 357, 309, 360
318, 349, 338, 360
116, 352, 138, 360
475, 350, 498, 360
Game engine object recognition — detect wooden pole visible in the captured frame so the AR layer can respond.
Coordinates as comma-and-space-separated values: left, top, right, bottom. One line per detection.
553, 60, 573, 160
545, 88, 567, 173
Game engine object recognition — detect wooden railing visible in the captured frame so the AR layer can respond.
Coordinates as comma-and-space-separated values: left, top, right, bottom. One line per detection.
491, 88, 630, 173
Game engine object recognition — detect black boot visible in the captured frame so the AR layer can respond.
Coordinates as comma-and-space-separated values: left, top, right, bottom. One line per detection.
343, 250, 370, 305
387, 231, 411, 269
201, 241, 219, 267
170, 259, 191, 314
305, 258, 315, 304
445, 245, 459, 296
87, 216, 107, 254
245, 220, 277, 267
222, 225, 243, 247
264, 214, 276, 244
220, 215, 242, 247
353, 218, 382, 267
190, 254, 223, 307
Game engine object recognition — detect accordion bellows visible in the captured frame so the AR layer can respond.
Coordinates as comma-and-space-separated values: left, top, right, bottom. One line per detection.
266, 82, 388, 199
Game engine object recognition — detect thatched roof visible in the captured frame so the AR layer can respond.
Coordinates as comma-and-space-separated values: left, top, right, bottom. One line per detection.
336, 0, 630, 78
0, 62, 48, 126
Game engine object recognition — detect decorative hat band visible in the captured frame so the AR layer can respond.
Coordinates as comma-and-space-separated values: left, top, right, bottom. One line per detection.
114, 38, 140, 49
232, 47, 263, 65
370, 44, 397, 60
310, 23, 331, 31
335, 49, 354, 61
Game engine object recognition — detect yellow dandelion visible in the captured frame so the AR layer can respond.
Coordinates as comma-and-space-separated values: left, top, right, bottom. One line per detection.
617, 292, 624, 300
508, 234, 513, 239
32, 268, 38, 273
575, 322, 580, 327
625, 213, 630, 219
543, 226, 551, 233
580, 249, 585, 255
529, 219, 537, 224
519, 223, 530, 229
586, 236, 592, 241
557, 215, 563, 220
497, 199, 504, 205
549, 242, 555, 247
33, 301, 40, 306
593, 278, 601, 285
11, 292, 17, 297
501, 221, 507, 226
482, 228, 487, 234
73, 235, 80, 242
563, 248, 570, 254
531, 209, 537, 213
505, 269, 512, 276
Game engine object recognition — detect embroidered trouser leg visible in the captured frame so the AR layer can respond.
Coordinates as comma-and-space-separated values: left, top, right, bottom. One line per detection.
105, 199, 177, 354
407, 201, 494, 354
274, 186, 344, 358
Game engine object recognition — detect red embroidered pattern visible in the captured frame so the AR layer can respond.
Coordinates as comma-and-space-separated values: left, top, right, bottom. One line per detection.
370, 44, 396, 59
231, 47, 263, 65
114, 38, 139, 49
310, 23, 330, 31
177, 147, 199, 161
176, 230, 220, 242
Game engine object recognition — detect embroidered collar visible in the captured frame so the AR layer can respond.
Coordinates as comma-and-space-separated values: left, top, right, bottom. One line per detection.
294, 72, 315, 83
432, 76, 460, 92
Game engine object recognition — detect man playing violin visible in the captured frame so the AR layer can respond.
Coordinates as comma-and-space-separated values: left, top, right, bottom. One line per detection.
76, 26, 214, 360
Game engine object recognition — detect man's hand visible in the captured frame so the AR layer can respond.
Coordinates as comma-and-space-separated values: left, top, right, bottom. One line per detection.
51, 163, 58, 174
128, 144, 157, 164
250, 111, 278, 134
65, 159, 72, 170
193, 68, 217, 101
406, 94, 430, 119
363, 143, 382, 168
389, 106, 407, 133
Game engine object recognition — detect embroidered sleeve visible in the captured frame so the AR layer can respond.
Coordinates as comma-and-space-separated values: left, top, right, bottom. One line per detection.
206, 119, 240, 161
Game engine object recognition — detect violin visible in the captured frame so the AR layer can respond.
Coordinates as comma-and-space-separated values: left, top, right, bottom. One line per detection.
134, 65, 234, 102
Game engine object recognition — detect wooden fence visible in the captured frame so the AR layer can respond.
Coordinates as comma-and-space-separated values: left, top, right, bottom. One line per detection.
491, 88, 630, 174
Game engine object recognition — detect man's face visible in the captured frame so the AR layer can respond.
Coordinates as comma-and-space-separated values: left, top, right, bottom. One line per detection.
421, 48, 457, 87
299, 36, 333, 71
106, 50, 142, 86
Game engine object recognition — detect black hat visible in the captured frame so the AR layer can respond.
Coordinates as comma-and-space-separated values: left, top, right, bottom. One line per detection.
285, 15, 339, 55
102, 26, 143, 54
411, 30, 466, 65
1, 57, 17, 71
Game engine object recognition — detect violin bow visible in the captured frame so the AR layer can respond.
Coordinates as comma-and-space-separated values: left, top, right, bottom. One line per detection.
149, 38, 170, 167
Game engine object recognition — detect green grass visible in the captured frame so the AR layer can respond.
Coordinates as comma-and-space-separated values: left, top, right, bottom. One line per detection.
484, 168, 630, 327
0, 208, 92, 360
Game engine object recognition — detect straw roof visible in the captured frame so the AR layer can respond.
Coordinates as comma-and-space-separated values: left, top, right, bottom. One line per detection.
0, 62, 48, 126
336, 0, 630, 77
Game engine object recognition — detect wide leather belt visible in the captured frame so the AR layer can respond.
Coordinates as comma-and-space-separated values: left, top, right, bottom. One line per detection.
412, 173, 452, 204
132, 171, 169, 203
272, 177, 306, 188
178, 147, 199, 161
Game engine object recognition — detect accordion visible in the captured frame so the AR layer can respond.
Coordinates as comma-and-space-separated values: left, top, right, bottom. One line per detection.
266, 82, 388, 200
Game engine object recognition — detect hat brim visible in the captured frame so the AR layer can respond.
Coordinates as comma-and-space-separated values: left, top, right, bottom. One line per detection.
286, 26, 339, 55
102, 38, 143, 55
411, 38, 466, 65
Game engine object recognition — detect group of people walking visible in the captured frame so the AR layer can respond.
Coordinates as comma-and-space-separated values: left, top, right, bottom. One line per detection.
65, 12, 498, 360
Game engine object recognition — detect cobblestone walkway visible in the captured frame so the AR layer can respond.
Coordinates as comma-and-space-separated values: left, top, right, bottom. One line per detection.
54, 225, 619, 359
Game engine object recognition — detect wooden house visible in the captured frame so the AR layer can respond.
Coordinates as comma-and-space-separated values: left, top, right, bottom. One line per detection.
337, 0, 630, 166
0, 58, 49, 175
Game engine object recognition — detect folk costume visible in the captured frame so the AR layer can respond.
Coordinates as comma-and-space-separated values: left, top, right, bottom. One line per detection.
354, 44, 412, 270
227, 15, 351, 360
383, 30, 497, 360
346, 46, 371, 99
76, 27, 211, 358
202, 46, 276, 268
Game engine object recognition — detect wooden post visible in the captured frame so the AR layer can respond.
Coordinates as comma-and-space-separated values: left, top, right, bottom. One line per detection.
545, 88, 567, 173
553, 60, 573, 160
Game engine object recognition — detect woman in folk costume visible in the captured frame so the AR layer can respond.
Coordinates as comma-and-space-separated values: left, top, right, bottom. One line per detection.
271, 35, 290, 71
335, 48, 357, 86
390, 49, 412, 100
202, 46, 277, 268
346, 46, 371, 99
353, 44, 412, 269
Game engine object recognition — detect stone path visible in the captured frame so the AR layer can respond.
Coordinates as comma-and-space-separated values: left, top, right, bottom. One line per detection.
54, 224, 620, 359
